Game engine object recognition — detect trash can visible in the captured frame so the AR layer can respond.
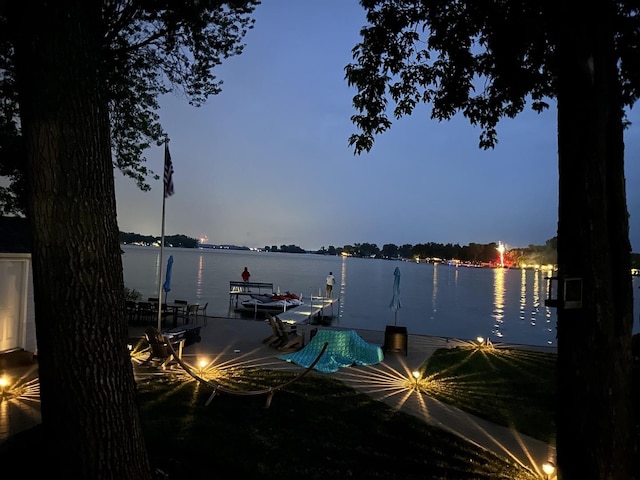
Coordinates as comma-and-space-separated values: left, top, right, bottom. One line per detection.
383, 325, 408, 356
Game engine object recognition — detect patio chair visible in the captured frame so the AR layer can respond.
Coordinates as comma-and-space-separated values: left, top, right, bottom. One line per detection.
181, 303, 199, 324
136, 301, 155, 325
274, 316, 303, 352
174, 299, 188, 319
196, 302, 208, 325
263, 314, 283, 347
143, 326, 185, 369
125, 300, 138, 324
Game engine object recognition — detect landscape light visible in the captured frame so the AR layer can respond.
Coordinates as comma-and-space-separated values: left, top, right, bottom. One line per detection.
0, 376, 8, 401
412, 370, 420, 390
198, 358, 207, 375
542, 461, 556, 479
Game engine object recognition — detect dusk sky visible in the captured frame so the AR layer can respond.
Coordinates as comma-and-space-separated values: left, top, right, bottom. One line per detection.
114, 0, 640, 252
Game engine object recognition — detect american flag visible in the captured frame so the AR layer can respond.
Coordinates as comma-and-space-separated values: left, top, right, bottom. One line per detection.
164, 143, 174, 198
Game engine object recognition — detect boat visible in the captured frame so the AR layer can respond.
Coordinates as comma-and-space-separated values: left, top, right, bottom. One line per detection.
240, 292, 303, 312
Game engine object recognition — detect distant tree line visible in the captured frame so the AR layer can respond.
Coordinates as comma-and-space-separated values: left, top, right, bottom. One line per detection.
264, 244, 306, 253
333, 238, 559, 267
120, 231, 198, 248
121, 233, 640, 270
309, 238, 560, 267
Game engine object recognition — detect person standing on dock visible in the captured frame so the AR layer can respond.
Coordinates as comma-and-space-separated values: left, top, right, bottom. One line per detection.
326, 271, 335, 298
241, 267, 251, 291
241, 267, 251, 282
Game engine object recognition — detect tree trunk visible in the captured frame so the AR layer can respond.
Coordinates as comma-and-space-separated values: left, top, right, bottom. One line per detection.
10, 1, 152, 477
555, 0, 635, 478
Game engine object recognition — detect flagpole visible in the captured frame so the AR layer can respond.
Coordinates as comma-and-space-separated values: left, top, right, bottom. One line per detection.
156, 199, 166, 331
157, 138, 173, 331
156, 155, 167, 332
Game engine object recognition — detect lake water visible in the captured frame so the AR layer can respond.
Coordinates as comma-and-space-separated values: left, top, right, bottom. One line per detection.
122, 245, 640, 347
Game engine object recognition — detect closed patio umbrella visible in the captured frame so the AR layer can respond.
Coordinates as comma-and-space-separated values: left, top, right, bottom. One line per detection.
162, 255, 174, 303
389, 266, 401, 325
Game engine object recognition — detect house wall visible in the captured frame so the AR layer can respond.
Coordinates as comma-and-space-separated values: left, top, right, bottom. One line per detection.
0, 253, 37, 354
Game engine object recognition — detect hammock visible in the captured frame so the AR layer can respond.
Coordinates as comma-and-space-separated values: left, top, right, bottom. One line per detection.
165, 339, 328, 408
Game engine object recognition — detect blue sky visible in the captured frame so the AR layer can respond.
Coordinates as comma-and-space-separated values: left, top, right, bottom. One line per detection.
114, 0, 640, 252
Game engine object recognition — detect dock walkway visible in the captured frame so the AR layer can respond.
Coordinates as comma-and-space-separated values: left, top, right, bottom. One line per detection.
277, 296, 339, 325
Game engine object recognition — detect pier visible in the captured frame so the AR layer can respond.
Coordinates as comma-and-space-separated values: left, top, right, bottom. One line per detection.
229, 281, 275, 308
228, 280, 339, 323
277, 295, 339, 326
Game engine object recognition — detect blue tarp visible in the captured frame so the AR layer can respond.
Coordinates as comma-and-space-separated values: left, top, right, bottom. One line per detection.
278, 329, 384, 373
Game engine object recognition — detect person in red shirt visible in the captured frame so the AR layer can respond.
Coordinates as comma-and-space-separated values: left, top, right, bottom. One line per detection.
241, 267, 251, 282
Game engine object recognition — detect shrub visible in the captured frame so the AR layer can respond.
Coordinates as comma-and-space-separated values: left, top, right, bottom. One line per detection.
124, 286, 141, 301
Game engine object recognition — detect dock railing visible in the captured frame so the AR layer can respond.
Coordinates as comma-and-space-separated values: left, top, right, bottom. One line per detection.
229, 281, 273, 294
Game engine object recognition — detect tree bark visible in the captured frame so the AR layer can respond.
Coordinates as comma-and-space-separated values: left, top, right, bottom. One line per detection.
555, 0, 635, 478
10, 1, 152, 477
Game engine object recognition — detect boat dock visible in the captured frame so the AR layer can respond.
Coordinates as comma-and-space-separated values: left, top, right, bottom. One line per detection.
277, 295, 339, 325
228, 280, 338, 323
229, 281, 275, 308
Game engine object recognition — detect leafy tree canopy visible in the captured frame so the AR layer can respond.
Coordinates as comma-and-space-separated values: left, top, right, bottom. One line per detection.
345, 0, 640, 154
345, 2, 640, 478
0, 0, 260, 214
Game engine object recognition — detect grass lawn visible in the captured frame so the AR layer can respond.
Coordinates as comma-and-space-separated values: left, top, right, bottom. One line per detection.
0, 344, 558, 479
418, 345, 556, 444
138, 367, 539, 479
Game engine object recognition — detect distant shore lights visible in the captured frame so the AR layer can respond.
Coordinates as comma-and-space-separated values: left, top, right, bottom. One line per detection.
497, 242, 505, 268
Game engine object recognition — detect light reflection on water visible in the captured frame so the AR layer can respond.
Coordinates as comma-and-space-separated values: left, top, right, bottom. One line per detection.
122, 246, 640, 347
492, 268, 506, 339
338, 254, 347, 321
431, 264, 438, 318
196, 255, 205, 299
519, 268, 527, 323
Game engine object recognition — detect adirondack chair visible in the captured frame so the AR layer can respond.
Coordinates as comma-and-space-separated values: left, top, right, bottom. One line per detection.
143, 326, 185, 369
271, 315, 303, 352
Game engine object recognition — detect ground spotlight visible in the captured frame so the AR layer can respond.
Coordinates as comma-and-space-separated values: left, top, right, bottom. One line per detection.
412, 370, 420, 390
198, 358, 207, 375
476, 336, 493, 349
542, 460, 556, 479
0, 376, 9, 401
